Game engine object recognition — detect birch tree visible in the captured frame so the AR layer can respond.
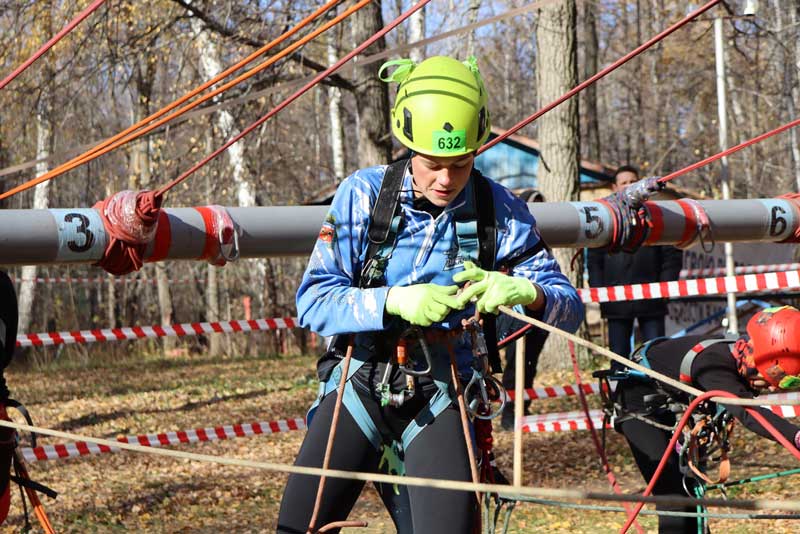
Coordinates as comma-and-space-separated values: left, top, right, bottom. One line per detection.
190, 13, 267, 328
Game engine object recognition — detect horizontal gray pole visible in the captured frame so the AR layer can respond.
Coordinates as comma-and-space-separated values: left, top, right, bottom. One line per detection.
0, 199, 796, 266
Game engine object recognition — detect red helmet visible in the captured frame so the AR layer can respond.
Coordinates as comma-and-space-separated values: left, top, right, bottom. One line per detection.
745, 306, 800, 388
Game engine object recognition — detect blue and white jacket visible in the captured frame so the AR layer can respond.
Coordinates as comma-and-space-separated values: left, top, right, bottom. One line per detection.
297, 165, 583, 341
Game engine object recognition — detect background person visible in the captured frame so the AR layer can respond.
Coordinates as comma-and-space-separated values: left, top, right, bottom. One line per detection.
587, 165, 683, 362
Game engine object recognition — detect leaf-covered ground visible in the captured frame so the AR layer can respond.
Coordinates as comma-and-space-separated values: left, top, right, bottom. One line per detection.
1, 349, 797, 533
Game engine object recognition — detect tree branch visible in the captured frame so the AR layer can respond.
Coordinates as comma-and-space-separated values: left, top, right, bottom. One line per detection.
170, 0, 354, 92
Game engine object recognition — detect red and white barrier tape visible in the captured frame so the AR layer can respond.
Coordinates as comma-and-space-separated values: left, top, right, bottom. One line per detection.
767, 405, 800, 418
20, 393, 800, 462
21, 417, 307, 463
506, 382, 600, 401
17, 317, 298, 348
681, 263, 800, 279
580, 270, 800, 304
11, 276, 201, 285
520, 409, 608, 433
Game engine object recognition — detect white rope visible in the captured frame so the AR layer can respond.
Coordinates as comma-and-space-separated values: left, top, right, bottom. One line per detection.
2, 419, 799, 513
497, 306, 800, 407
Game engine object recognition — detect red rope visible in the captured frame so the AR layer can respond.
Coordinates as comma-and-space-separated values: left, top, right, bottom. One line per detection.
658, 116, 800, 184
568, 342, 644, 534
479, 0, 721, 155
155, 0, 432, 198
0, 0, 108, 91
496, 324, 533, 349
619, 389, 800, 533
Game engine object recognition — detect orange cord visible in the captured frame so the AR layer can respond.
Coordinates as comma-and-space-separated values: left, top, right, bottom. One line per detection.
0, 0, 349, 201
14, 451, 55, 534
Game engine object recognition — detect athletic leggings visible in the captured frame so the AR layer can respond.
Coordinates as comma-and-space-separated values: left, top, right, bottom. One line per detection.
276, 392, 476, 534
618, 384, 706, 534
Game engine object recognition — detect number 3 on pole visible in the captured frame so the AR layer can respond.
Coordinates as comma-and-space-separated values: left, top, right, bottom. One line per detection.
50, 209, 107, 262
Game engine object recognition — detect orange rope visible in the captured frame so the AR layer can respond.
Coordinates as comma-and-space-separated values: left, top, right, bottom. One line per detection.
0, 0, 346, 201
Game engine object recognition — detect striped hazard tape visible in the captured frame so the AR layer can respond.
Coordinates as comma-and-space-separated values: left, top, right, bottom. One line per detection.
580, 270, 800, 304
520, 409, 607, 433
21, 417, 307, 463
680, 263, 800, 279
506, 382, 600, 401
19, 394, 800, 463
16, 317, 298, 348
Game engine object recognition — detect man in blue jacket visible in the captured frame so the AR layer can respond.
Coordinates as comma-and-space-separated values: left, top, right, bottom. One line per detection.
277, 55, 583, 534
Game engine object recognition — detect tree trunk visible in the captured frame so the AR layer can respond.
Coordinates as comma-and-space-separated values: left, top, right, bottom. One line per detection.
581, 0, 600, 161
18, 96, 52, 336
534, 0, 581, 371
192, 15, 267, 323
18, 3, 54, 337
351, 2, 391, 167
786, 2, 800, 191
131, 55, 174, 354
465, 0, 481, 58
408, 2, 426, 63
328, 31, 347, 181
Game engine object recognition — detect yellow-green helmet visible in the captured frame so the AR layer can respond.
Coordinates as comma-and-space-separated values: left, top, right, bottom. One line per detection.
379, 56, 490, 157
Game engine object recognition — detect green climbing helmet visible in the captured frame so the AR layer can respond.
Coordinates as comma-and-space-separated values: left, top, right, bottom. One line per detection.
379, 55, 490, 157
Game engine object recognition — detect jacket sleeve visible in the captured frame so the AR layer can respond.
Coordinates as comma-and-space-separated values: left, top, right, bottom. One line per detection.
659, 246, 684, 282
295, 171, 391, 336
495, 187, 584, 334
586, 247, 605, 288
694, 358, 800, 443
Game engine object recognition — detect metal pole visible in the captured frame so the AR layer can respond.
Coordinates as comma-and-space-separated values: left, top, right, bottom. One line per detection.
715, 16, 739, 334
0, 199, 798, 266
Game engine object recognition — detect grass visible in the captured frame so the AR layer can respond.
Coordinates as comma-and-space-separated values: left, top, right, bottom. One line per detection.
0, 350, 797, 533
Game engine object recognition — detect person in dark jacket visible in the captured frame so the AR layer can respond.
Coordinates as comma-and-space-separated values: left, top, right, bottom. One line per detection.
587, 165, 683, 360
614, 305, 800, 533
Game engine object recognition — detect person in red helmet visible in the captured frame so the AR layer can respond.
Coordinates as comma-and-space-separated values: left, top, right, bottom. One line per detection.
605, 305, 800, 534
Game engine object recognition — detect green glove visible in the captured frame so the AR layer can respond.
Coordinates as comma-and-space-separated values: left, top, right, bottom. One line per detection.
385, 283, 462, 326
453, 261, 538, 314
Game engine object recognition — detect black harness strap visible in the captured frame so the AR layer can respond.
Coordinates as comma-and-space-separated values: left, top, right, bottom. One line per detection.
358, 162, 512, 373
366, 160, 409, 258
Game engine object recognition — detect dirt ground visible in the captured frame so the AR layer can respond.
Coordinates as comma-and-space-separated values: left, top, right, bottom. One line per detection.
0, 348, 797, 533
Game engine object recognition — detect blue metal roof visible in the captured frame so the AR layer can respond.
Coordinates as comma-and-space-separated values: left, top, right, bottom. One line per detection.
474, 132, 611, 190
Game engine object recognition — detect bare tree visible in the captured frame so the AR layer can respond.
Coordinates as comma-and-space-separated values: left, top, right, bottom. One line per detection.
350, 1, 391, 166
580, 0, 600, 160
328, 28, 347, 181
465, 0, 482, 58
534, 0, 581, 371
409, 1, 426, 63
18, 4, 55, 341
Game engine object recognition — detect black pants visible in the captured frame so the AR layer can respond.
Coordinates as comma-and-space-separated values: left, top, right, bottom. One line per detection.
276, 392, 476, 534
617, 384, 705, 534
497, 315, 549, 409
608, 316, 666, 373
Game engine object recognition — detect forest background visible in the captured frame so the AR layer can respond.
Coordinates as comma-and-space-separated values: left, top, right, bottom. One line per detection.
0, 0, 798, 369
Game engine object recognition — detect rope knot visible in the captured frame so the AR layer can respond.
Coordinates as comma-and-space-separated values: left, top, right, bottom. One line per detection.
93, 190, 162, 275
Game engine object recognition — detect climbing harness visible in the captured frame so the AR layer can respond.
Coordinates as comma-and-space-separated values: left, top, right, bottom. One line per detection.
377, 326, 434, 408
594, 337, 740, 534
679, 408, 735, 486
